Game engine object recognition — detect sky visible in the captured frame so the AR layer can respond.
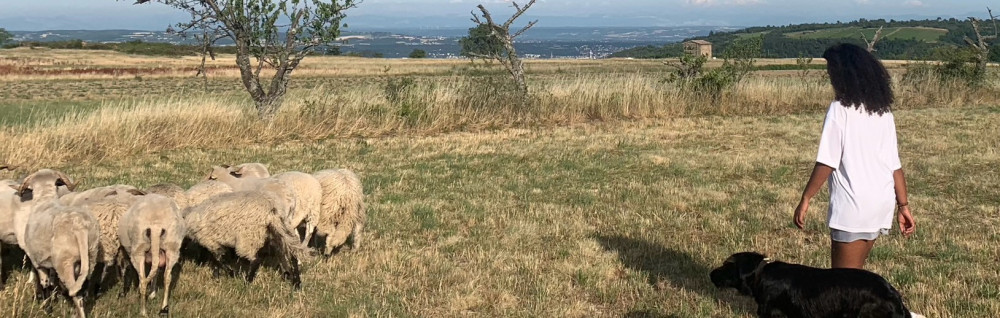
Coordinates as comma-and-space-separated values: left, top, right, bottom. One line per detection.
0, 0, 995, 31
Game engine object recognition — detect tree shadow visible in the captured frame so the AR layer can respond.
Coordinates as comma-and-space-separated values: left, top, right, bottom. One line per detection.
593, 234, 756, 316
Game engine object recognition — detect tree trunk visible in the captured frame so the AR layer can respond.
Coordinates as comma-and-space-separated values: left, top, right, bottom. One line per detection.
255, 94, 283, 121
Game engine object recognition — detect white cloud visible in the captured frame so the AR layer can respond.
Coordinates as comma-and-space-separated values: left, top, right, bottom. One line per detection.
730, 0, 763, 5
903, 0, 926, 7
855, 0, 870, 4
687, 0, 714, 6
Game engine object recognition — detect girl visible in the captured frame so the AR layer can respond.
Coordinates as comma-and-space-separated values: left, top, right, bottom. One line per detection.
793, 43, 916, 270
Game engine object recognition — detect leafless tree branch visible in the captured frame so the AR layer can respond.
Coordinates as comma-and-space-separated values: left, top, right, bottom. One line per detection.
861, 26, 883, 52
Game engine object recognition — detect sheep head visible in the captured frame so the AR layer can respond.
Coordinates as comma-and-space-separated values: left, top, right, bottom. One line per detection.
230, 163, 270, 178
18, 169, 77, 198
205, 166, 233, 181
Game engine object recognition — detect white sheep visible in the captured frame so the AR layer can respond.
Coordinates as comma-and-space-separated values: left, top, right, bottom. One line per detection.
183, 191, 304, 289
313, 169, 366, 256
206, 166, 297, 224
119, 194, 186, 316
67, 189, 146, 296
229, 163, 323, 245
17, 169, 98, 318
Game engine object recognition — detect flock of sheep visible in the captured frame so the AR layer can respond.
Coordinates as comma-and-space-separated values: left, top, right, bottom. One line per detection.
0, 163, 365, 317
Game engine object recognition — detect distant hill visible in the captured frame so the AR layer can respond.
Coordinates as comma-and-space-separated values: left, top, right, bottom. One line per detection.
611, 18, 1000, 61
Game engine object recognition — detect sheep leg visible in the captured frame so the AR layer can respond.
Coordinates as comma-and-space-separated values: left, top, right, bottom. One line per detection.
89, 262, 108, 297
302, 222, 316, 247
245, 258, 262, 284
34, 268, 53, 301
325, 226, 352, 255
72, 294, 86, 318
209, 250, 235, 278
286, 254, 301, 290
118, 262, 132, 298
134, 254, 149, 316
351, 222, 364, 250
159, 259, 176, 317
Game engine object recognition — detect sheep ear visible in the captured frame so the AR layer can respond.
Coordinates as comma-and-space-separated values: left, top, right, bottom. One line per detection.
0, 165, 14, 171
127, 189, 147, 196
220, 164, 231, 169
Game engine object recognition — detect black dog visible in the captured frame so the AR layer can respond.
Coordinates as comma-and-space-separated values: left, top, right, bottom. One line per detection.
710, 252, 913, 318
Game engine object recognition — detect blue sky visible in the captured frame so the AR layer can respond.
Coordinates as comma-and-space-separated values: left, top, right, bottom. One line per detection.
0, 0, 995, 30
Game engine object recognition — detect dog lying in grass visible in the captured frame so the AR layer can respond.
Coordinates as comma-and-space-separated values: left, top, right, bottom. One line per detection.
710, 252, 921, 318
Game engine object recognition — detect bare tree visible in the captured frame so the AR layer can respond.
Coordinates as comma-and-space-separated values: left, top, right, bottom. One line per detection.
465, 0, 538, 99
861, 26, 884, 53
132, 0, 358, 120
965, 7, 998, 77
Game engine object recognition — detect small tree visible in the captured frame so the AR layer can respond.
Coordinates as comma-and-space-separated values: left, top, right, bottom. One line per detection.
408, 49, 427, 59
131, 0, 358, 120
965, 7, 997, 80
0, 28, 12, 46
462, 0, 537, 100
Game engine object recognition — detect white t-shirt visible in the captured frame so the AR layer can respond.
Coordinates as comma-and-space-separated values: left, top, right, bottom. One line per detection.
816, 101, 902, 232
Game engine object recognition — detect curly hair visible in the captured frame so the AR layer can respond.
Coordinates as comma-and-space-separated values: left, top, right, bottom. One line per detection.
823, 43, 894, 115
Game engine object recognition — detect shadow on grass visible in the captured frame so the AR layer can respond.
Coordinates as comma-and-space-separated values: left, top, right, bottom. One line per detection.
593, 234, 756, 316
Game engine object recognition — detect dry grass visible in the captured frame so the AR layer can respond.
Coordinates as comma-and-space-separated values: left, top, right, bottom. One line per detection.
1, 106, 998, 317
1, 50, 999, 317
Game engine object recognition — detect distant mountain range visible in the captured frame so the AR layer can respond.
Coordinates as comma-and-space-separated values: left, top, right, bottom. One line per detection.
8, 27, 738, 59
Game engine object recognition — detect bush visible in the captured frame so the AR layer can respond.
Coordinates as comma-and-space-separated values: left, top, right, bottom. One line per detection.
409, 49, 428, 59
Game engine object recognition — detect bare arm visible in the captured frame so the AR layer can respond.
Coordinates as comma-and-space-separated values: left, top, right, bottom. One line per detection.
793, 163, 835, 229
893, 168, 916, 237
801, 163, 835, 201
893, 169, 908, 206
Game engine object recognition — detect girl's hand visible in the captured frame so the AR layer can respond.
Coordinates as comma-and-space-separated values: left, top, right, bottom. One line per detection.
794, 198, 810, 229
898, 205, 915, 237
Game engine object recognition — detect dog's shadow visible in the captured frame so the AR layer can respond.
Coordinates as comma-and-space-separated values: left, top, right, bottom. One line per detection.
593, 234, 756, 316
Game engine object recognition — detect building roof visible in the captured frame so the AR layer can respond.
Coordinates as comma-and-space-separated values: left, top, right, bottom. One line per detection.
686, 40, 712, 45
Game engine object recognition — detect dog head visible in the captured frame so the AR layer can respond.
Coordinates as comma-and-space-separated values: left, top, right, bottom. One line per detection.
710, 252, 769, 295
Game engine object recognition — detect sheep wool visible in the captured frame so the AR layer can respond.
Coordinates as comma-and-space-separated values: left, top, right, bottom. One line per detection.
184, 191, 304, 288
313, 169, 366, 256
119, 194, 186, 316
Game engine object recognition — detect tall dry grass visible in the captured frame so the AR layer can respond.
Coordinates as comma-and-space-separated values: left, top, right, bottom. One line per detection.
2, 70, 998, 169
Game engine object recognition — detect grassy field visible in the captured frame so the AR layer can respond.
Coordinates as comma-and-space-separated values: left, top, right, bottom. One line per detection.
785, 27, 949, 42
1, 49, 999, 317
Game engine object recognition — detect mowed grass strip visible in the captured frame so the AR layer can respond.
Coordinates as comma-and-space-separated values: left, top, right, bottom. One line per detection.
1, 105, 997, 317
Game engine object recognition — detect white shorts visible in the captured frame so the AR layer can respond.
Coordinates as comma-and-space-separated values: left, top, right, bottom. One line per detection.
830, 228, 889, 243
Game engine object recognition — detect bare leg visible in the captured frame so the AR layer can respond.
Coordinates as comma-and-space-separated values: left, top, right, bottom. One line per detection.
831, 239, 877, 269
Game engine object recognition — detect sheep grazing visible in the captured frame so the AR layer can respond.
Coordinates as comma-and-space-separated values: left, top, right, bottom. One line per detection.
206, 165, 297, 224
313, 169, 366, 256
119, 194, 186, 316
183, 191, 304, 289
67, 189, 147, 296
18, 169, 98, 318
230, 163, 323, 245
